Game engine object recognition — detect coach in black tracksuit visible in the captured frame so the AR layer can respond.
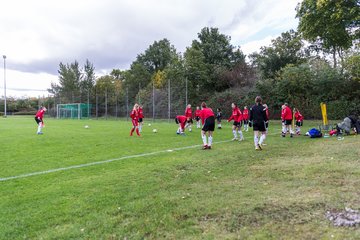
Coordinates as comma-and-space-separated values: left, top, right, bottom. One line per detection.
249, 96, 268, 150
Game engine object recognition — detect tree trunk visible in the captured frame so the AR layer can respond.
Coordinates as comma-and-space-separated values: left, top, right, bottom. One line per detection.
332, 46, 337, 68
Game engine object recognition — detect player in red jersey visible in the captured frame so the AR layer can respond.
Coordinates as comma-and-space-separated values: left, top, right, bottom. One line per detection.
243, 106, 249, 132
227, 103, 244, 141
294, 108, 304, 135
281, 104, 286, 135
195, 106, 202, 129
200, 102, 215, 150
185, 104, 193, 132
175, 115, 187, 134
34, 106, 47, 134
138, 105, 144, 133
130, 103, 141, 137
282, 103, 293, 137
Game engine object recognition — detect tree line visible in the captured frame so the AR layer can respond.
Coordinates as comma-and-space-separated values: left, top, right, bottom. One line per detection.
3, 0, 359, 120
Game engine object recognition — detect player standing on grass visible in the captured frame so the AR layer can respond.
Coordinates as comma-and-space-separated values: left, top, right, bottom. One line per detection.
35, 106, 47, 135
294, 108, 304, 135
185, 104, 193, 132
216, 108, 222, 129
262, 104, 270, 146
227, 103, 244, 141
249, 96, 268, 150
243, 106, 249, 132
200, 102, 215, 150
130, 103, 141, 137
138, 105, 144, 133
175, 115, 187, 134
195, 106, 202, 129
282, 103, 293, 138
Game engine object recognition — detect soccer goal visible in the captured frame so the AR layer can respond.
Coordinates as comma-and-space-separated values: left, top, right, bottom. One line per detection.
57, 103, 91, 119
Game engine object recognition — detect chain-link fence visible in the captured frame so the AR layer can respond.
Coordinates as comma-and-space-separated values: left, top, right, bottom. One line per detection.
39, 83, 196, 121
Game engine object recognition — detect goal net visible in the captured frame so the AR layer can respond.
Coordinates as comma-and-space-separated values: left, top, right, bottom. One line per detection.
57, 103, 91, 119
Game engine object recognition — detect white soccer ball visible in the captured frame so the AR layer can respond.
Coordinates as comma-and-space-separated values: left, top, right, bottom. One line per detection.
84, 125, 89, 129
148, 123, 152, 127
152, 129, 157, 133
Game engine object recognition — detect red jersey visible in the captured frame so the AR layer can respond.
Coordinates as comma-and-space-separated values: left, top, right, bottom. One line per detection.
228, 107, 243, 122
200, 107, 215, 124
138, 107, 144, 119
295, 111, 303, 121
130, 109, 139, 120
195, 109, 201, 117
35, 109, 45, 120
185, 107, 192, 119
283, 106, 293, 120
243, 108, 249, 120
176, 115, 187, 130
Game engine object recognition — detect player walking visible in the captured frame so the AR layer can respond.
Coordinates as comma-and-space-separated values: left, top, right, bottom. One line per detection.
227, 103, 244, 141
200, 102, 215, 150
282, 103, 293, 137
185, 104, 193, 132
195, 106, 202, 129
130, 103, 141, 137
249, 96, 268, 150
294, 108, 304, 135
138, 105, 144, 133
243, 106, 249, 132
35, 106, 47, 135
216, 108, 222, 129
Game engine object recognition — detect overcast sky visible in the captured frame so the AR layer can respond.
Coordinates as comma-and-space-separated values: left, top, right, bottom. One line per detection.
0, 0, 300, 97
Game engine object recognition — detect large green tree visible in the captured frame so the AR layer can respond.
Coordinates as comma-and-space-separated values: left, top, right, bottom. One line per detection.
250, 30, 306, 79
296, 0, 360, 68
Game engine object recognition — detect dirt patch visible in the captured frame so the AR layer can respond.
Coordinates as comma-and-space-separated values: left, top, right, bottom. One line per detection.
326, 207, 360, 227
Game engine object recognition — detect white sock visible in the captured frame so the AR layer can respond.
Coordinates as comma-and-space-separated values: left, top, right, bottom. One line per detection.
282, 125, 286, 133
238, 130, 243, 139
37, 124, 42, 133
208, 136, 213, 146
254, 134, 259, 147
233, 130, 237, 138
202, 134, 207, 145
259, 134, 266, 145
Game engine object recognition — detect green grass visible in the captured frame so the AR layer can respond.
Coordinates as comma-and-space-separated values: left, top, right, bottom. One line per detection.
1, 116, 360, 239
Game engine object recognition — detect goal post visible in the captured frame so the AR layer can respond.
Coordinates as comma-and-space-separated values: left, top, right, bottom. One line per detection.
56, 103, 91, 119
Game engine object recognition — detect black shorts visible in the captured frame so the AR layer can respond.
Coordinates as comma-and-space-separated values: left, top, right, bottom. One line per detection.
35, 117, 42, 125
253, 122, 266, 132
138, 118, 143, 123
284, 120, 292, 125
216, 117, 222, 122
195, 116, 200, 121
265, 122, 269, 129
233, 121, 242, 127
187, 118, 193, 124
243, 120, 249, 124
202, 116, 215, 132
296, 121, 303, 127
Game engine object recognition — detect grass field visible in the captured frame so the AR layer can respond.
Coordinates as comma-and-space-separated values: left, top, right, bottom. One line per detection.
1, 116, 360, 239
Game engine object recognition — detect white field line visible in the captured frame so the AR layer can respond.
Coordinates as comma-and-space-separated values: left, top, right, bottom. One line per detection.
0, 140, 232, 182
0, 131, 297, 182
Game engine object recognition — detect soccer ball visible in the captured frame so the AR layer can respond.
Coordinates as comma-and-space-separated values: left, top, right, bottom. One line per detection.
148, 123, 152, 127
84, 125, 89, 129
152, 129, 157, 133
